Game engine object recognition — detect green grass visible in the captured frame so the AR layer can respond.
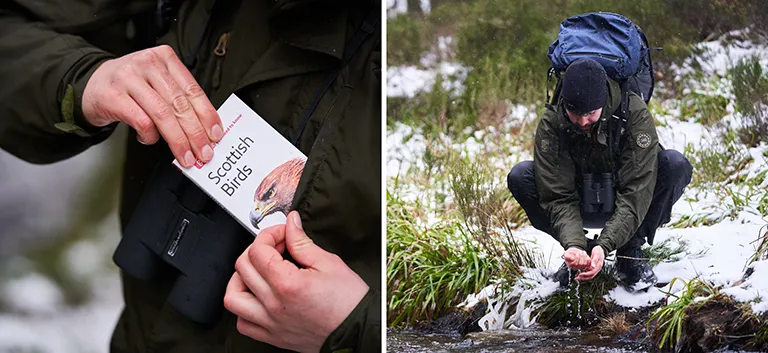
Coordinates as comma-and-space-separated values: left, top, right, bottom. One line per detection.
447, 153, 540, 272
749, 323, 768, 350
386, 0, 768, 333
680, 91, 729, 126
9, 140, 124, 306
648, 278, 718, 350
749, 225, 768, 265
387, 192, 503, 327
684, 130, 753, 188
642, 237, 692, 267
387, 13, 434, 67
535, 266, 619, 328
731, 54, 768, 147
669, 213, 721, 229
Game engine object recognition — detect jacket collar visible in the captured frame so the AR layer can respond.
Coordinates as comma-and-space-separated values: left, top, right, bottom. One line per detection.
268, 0, 356, 61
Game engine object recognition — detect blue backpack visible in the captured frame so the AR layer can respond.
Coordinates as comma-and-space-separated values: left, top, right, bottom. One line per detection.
546, 12, 657, 120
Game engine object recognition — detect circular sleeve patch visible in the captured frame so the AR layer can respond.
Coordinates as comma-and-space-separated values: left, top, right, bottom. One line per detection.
636, 133, 652, 148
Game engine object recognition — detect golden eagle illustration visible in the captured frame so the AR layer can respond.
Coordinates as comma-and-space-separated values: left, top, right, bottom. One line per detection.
249, 157, 306, 229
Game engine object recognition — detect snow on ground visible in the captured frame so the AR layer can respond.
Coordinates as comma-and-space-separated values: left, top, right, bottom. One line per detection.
0, 213, 123, 353
387, 0, 431, 18
674, 29, 768, 80
607, 221, 765, 309
387, 63, 469, 98
387, 30, 768, 329
0, 275, 122, 353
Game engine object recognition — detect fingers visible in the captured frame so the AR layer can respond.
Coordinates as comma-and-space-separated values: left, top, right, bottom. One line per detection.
235, 317, 273, 345
160, 46, 223, 142
226, 271, 248, 292
564, 251, 575, 262
235, 249, 278, 309
249, 226, 301, 289
142, 52, 213, 164
127, 79, 196, 167
255, 224, 287, 254
114, 95, 161, 145
575, 254, 603, 281
223, 273, 275, 329
285, 211, 328, 269
575, 264, 599, 281
577, 254, 590, 268
564, 248, 590, 270
92, 45, 223, 168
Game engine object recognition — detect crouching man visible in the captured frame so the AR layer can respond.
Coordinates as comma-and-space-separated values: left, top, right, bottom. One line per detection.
507, 58, 692, 291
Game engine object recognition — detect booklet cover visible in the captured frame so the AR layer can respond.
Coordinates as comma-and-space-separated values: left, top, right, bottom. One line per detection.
172, 94, 306, 236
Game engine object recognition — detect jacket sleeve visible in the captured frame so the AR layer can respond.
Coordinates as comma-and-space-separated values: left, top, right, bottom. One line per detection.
320, 288, 380, 353
596, 98, 659, 254
0, 2, 117, 164
533, 113, 587, 251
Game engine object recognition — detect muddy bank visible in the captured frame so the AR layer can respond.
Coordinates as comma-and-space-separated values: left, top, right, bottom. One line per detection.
402, 281, 768, 353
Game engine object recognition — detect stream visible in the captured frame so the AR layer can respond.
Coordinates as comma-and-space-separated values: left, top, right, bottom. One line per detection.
387, 328, 760, 353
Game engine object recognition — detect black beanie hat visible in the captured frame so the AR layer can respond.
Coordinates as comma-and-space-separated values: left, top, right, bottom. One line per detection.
561, 58, 608, 115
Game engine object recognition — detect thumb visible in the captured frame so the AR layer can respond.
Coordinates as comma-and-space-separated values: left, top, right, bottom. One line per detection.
285, 211, 326, 269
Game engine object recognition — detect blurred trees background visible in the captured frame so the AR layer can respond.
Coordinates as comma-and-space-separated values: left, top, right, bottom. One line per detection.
388, 0, 768, 134
0, 129, 126, 352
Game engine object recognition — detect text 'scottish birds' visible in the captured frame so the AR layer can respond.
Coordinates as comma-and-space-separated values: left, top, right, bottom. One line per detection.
172, 94, 307, 235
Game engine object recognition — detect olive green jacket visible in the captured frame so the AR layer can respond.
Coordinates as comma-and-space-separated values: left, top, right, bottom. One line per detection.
0, 0, 381, 352
533, 79, 660, 254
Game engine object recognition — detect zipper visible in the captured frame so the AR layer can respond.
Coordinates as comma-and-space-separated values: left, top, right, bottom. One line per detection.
566, 51, 624, 63
212, 32, 231, 90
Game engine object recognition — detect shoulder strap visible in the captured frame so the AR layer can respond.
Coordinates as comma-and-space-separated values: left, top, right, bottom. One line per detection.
291, 6, 380, 147
545, 67, 562, 110
606, 82, 630, 172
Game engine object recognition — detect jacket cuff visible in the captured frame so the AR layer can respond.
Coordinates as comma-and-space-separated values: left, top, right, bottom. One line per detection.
563, 241, 587, 251
56, 50, 118, 137
595, 236, 616, 254
320, 288, 381, 353
561, 229, 588, 251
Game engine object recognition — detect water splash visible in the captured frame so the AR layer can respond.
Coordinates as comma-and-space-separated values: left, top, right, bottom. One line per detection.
473, 268, 560, 330
575, 274, 582, 320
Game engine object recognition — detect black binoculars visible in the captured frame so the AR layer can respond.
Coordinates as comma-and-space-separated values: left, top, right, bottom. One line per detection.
580, 172, 616, 214
113, 160, 252, 325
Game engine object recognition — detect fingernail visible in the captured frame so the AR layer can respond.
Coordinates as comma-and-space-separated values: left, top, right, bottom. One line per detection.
137, 135, 147, 145
292, 212, 303, 230
184, 150, 195, 167
211, 124, 223, 141
202, 144, 214, 161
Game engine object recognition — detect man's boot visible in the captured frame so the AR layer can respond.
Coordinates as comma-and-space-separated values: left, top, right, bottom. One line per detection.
615, 245, 657, 292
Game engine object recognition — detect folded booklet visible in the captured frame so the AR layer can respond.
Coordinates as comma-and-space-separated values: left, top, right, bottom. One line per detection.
172, 94, 307, 235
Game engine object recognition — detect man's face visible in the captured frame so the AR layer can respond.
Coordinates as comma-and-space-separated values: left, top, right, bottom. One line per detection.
566, 107, 603, 132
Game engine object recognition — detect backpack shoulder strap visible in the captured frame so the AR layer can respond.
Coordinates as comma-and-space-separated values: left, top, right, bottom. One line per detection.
608, 82, 630, 169
545, 68, 563, 110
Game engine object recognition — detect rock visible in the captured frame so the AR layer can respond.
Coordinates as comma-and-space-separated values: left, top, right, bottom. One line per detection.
429, 299, 488, 335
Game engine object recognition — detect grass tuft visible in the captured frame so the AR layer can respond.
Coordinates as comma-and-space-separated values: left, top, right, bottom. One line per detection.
731, 54, 768, 147
642, 237, 693, 266
598, 312, 631, 336
535, 266, 619, 328
387, 192, 501, 328
647, 278, 718, 350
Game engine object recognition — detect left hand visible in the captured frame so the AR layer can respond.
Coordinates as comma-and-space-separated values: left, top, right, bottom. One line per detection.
224, 211, 369, 353
575, 245, 605, 281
